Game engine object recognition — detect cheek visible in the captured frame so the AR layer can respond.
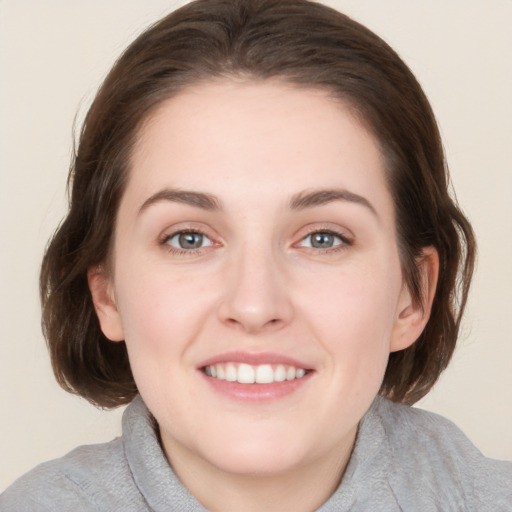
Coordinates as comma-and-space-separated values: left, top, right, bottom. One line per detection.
113, 259, 222, 359
114, 269, 196, 348
112, 270, 210, 405
299, 260, 402, 357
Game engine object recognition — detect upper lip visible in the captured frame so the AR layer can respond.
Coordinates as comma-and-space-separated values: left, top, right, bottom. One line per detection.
198, 351, 312, 369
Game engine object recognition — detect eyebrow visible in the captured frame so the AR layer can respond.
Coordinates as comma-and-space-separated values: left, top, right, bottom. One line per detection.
289, 188, 378, 217
138, 187, 377, 218
138, 189, 222, 214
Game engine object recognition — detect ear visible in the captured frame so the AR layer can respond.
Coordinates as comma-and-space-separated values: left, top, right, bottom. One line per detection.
87, 265, 125, 342
390, 247, 439, 352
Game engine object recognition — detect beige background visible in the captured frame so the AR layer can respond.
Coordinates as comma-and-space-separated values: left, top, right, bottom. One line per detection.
1, 0, 511, 491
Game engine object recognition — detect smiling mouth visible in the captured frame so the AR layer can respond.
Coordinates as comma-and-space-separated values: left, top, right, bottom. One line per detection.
202, 363, 310, 384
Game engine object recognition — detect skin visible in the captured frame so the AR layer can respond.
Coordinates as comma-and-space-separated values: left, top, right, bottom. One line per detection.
89, 80, 437, 512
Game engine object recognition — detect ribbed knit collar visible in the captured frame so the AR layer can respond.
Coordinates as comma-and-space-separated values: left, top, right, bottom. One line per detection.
122, 394, 391, 511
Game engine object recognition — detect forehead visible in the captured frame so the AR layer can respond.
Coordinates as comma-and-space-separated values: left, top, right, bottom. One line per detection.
125, 80, 392, 218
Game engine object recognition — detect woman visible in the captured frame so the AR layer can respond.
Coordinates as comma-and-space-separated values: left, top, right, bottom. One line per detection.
1, 0, 511, 510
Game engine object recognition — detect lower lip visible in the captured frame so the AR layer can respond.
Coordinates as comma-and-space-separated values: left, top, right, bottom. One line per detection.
199, 371, 313, 402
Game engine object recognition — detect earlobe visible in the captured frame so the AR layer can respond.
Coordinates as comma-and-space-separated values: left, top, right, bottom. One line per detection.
390, 247, 439, 352
87, 266, 125, 342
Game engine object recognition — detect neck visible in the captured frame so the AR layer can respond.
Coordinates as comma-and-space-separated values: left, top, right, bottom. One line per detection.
162, 429, 356, 512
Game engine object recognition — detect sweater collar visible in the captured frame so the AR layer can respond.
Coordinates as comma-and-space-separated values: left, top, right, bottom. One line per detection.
122, 394, 392, 511
123, 395, 208, 512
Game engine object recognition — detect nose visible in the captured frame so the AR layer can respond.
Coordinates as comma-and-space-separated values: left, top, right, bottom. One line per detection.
217, 245, 294, 335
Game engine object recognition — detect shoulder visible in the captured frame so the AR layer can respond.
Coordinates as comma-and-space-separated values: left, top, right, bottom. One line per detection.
373, 397, 512, 511
0, 438, 144, 512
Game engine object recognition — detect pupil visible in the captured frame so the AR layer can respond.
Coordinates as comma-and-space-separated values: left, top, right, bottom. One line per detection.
312, 233, 333, 248
179, 233, 203, 248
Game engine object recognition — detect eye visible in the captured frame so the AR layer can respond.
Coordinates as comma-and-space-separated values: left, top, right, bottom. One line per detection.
164, 231, 213, 251
298, 231, 347, 249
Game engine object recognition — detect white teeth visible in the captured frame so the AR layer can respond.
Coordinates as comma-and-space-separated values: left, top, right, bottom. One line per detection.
296, 368, 306, 379
274, 365, 286, 382
255, 364, 274, 384
225, 363, 237, 382
237, 363, 255, 384
286, 366, 296, 380
204, 363, 308, 384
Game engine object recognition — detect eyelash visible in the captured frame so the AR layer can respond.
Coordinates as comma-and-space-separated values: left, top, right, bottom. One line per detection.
159, 227, 353, 256
160, 228, 214, 256
297, 228, 353, 254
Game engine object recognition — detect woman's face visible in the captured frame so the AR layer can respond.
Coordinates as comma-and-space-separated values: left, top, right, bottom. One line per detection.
93, 80, 427, 480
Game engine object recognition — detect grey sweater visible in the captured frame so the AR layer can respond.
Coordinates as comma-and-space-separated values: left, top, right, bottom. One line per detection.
1, 395, 511, 511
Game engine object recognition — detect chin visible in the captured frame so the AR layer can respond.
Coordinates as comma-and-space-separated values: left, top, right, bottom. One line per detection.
195, 428, 313, 477
209, 446, 305, 477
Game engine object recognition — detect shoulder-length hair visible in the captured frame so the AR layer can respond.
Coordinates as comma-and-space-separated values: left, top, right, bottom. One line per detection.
41, 0, 475, 408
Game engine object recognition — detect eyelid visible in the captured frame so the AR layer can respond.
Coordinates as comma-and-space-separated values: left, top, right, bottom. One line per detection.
158, 223, 221, 255
165, 230, 213, 248
293, 225, 354, 252
158, 221, 217, 241
297, 224, 353, 242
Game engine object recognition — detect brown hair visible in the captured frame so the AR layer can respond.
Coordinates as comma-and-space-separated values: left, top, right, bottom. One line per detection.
41, 0, 475, 408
